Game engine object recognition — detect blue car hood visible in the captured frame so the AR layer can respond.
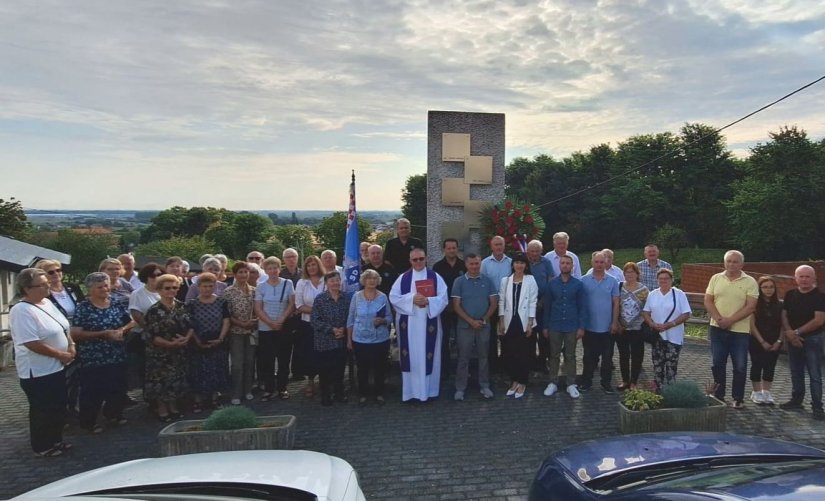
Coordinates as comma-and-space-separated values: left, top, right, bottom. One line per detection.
554, 432, 825, 484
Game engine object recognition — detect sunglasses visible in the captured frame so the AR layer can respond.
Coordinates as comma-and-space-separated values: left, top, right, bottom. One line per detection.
163, 286, 180, 291
411, 257, 426, 262
47, 269, 63, 275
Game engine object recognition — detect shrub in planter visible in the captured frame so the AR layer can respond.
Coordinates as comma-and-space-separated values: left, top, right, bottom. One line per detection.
202, 406, 258, 431
662, 380, 708, 409
622, 388, 663, 411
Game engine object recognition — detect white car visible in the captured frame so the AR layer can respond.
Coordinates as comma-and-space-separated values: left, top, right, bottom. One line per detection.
13, 450, 366, 501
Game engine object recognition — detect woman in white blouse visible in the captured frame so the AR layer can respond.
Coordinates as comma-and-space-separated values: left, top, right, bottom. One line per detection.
498, 253, 539, 399
10, 268, 75, 457
642, 268, 692, 390
293, 255, 326, 398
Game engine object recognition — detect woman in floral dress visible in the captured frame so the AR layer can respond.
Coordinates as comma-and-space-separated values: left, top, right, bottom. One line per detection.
144, 274, 192, 422
187, 272, 230, 412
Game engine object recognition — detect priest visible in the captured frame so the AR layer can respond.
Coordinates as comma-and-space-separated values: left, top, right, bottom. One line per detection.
390, 247, 449, 401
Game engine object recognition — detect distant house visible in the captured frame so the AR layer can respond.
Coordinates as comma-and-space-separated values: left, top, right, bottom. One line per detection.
0, 236, 71, 365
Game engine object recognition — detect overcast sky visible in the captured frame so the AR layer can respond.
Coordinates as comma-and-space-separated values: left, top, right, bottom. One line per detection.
2, 0, 823, 211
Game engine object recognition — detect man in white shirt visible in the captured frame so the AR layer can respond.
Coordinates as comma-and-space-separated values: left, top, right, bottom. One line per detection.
586, 248, 625, 282
118, 254, 143, 290
481, 235, 512, 372
321, 249, 344, 274
544, 232, 582, 278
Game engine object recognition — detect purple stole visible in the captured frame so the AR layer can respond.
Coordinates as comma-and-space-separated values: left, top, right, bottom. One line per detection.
398, 269, 439, 375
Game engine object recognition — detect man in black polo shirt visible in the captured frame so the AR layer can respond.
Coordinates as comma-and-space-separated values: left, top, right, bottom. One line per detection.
383, 218, 423, 273
780, 265, 825, 420
433, 238, 466, 378
362, 244, 397, 297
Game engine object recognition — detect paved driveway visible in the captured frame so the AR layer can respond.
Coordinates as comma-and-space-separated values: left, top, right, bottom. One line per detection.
2, 338, 824, 500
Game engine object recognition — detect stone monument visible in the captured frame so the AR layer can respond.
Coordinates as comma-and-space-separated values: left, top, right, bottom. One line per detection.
426, 110, 505, 262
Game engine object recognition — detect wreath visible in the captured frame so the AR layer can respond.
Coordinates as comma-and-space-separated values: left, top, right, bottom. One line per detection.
479, 196, 546, 252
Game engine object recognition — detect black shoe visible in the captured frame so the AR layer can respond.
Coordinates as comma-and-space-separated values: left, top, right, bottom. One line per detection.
813, 409, 825, 421
602, 385, 616, 395
579, 384, 592, 393
780, 400, 804, 410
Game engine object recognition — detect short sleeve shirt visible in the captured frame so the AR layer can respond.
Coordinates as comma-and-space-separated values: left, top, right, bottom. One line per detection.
581, 274, 619, 333
705, 272, 758, 333
255, 279, 294, 331
72, 300, 131, 368
452, 273, 497, 328
783, 288, 825, 331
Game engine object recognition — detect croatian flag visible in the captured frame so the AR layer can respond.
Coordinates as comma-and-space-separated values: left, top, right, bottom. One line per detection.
343, 170, 361, 294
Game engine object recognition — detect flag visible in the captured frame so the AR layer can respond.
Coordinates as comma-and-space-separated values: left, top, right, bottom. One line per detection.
343, 170, 361, 294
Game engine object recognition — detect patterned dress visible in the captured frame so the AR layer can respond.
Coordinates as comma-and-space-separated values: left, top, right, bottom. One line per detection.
144, 300, 191, 400
186, 297, 230, 394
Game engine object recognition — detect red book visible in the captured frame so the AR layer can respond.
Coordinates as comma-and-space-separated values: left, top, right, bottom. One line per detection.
415, 279, 436, 297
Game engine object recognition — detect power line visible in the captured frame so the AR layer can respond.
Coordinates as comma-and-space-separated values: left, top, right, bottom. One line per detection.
534, 73, 825, 209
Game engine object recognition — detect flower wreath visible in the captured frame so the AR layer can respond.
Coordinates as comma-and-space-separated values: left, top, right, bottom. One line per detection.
479, 197, 546, 252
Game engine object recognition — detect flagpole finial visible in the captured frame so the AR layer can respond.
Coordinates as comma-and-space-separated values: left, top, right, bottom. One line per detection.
351, 170, 355, 183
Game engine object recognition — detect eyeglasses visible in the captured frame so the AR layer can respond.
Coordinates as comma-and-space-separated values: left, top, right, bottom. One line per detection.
411, 257, 426, 262
163, 286, 180, 291
247, 256, 262, 261
46, 269, 63, 275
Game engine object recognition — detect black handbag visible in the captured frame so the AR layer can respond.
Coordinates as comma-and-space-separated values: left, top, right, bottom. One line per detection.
644, 290, 677, 345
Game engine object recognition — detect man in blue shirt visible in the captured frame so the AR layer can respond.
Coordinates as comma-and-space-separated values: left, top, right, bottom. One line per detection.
527, 240, 554, 373
481, 235, 512, 372
451, 254, 498, 401
580, 251, 620, 393
542, 255, 586, 399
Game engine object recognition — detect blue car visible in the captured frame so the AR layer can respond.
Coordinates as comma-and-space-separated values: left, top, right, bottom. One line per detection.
529, 432, 825, 500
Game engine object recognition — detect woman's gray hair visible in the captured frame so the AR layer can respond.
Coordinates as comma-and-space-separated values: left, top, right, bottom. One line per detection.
247, 262, 263, 275
14, 268, 46, 297
213, 254, 228, 265
199, 254, 214, 266
359, 268, 381, 286
84, 272, 110, 289
202, 257, 222, 272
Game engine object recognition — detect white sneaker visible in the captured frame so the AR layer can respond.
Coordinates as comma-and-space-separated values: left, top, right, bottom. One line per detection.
751, 391, 765, 404
454, 390, 465, 401
567, 384, 580, 399
480, 388, 494, 399
231, 398, 241, 406
764, 391, 776, 405
543, 383, 558, 396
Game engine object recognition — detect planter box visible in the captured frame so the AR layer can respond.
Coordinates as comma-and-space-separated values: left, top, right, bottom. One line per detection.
158, 415, 296, 456
618, 396, 727, 434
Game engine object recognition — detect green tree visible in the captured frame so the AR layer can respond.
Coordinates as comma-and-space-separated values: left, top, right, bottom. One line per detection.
401, 174, 427, 228
133, 235, 217, 262
140, 206, 234, 243
313, 212, 370, 256
249, 236, 286, 261
47, 230, 121, 282
726, 126, 825, 260
273, 225, 316, 258
0, 197, 32, 239
652, 223, 690, 263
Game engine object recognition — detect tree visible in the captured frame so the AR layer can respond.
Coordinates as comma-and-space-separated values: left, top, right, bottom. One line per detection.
401, 174, 427, 228
133, 235, 217, 262
313, 212, 371, 256
140, 206, 234, 243
205, 212, 275, 258
726, 126, 825, 260
652, 224, 689, 263
272, 225, 316, 258
47, 230, 121, 282
0, 197, 32, 239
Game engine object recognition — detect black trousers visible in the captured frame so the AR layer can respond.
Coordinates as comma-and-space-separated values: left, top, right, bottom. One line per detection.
749, 337, 780, 382
582, 331, 615, 388
533, 306, 549, 370
616, 330, 645, 385
19, 369, 66, 453
353, 340, 390, 397
440, 310, 457, 377
504, 316, 532, 385
316, 349, 346, 399
257, 329, 293, 393
78, 363, 129, 429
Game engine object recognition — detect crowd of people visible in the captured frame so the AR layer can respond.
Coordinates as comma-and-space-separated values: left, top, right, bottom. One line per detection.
9, 218, 825, 458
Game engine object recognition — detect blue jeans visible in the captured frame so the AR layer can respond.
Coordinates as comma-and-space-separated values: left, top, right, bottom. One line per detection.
710, 326, 749, 401
788, 331, 824, 410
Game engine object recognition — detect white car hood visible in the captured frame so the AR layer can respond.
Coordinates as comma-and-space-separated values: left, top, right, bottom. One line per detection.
14, 450, 363, 501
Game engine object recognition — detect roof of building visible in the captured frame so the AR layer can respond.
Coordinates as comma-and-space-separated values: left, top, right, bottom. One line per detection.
0, 235, 71, 272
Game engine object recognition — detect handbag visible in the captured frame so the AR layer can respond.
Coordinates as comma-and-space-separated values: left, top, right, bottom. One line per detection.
644, 290, 677, 345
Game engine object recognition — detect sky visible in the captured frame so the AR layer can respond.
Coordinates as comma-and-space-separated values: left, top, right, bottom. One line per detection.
1, 0, 824, 211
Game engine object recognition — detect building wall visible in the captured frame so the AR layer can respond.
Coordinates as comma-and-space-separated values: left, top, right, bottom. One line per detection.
681, 262, 825, 299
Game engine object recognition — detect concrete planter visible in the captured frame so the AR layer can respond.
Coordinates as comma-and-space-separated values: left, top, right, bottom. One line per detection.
158, 415, 296, 456
619, 396, 727, 434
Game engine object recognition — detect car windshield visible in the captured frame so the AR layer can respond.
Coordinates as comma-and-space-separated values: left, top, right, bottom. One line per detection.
78, 482, 318, 501
586, 456, 825, 493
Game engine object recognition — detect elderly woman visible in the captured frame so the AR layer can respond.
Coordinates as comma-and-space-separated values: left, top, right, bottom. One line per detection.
223, 262, 257, 405
213, 254, 230, 283
35, 259, 84, 321
642, 269, 692, 391
71, 272, 134, 433
10, 268, 74, 457
254, 256, 295, 401
186, 272, 230, 412
164, 256, 190, 302
185, 257, 228, 301
294, 255, 326, 398
311, 271, 352, 406
347, 269, 393, 406
99, 258, 134, 309
616, 262, 649, 391
144, 274, 192, 421
498, 253, 539, 399
127, 263, 164, 389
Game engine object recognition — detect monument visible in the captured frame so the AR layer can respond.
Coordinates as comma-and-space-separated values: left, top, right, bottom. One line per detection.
426, 111, 505, 261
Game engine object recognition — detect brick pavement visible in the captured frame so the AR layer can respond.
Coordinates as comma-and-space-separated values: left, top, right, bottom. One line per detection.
2, 338, 825, 500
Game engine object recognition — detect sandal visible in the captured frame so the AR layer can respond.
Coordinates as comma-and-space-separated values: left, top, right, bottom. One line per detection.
35, 447, 63, 458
